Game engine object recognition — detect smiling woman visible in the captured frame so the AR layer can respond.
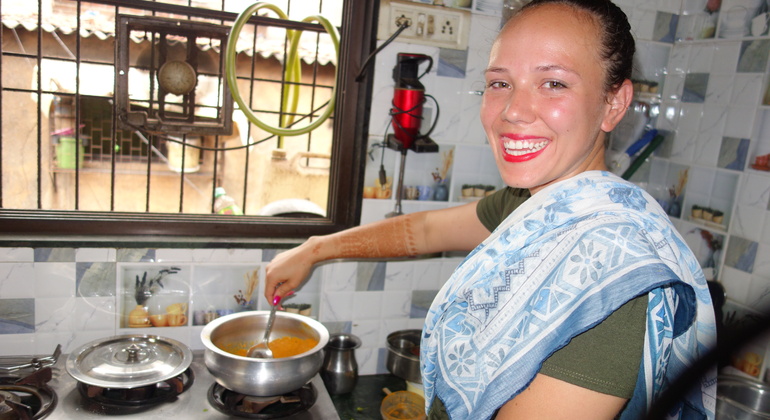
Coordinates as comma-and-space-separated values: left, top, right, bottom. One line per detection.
0, 0, 376, 240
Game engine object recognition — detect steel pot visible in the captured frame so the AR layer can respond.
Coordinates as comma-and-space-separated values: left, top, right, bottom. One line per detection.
201, 310, 329, 396
717, 375, 770, 420
386, 329, 422, 384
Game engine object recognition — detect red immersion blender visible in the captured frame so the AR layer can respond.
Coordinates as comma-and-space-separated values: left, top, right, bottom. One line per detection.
386, 53, 438, 217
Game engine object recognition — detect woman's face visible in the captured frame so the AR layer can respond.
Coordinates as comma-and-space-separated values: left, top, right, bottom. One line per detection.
480, 4, 630, 194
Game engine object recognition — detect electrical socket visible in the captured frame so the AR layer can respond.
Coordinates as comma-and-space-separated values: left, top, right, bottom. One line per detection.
377, 0, 470, 50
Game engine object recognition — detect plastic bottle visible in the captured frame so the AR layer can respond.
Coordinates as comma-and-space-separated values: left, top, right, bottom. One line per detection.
213, 187, 243, 215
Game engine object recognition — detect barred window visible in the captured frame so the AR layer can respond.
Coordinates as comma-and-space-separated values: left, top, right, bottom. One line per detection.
0, 0, 374, 242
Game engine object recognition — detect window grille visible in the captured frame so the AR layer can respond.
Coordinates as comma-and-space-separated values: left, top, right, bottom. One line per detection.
0, 0, 375, 241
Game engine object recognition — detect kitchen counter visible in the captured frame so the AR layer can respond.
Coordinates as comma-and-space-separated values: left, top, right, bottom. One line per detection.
330, 374, 408, 420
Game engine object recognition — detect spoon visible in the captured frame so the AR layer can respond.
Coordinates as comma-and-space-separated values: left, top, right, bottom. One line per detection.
247, 295, 282, 358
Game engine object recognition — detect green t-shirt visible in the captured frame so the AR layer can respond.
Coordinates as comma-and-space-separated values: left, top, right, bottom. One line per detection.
475, 187, 646, 398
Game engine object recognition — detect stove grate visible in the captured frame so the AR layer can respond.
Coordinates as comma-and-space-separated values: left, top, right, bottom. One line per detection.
207, 381, 317, 418
74, 367, 194, 413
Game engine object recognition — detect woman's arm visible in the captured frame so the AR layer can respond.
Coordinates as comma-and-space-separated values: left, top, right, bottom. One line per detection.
494, 374, 627, 420
264, 201, 490, 301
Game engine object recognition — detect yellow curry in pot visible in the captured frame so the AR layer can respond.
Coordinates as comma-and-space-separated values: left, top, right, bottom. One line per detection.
221, 336, 318, 358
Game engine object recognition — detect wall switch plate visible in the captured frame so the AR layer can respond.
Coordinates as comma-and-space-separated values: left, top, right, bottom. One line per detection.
377, 0, 471, 50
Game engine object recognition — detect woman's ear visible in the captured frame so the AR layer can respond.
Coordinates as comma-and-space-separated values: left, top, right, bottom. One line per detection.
601, 79, 634, 133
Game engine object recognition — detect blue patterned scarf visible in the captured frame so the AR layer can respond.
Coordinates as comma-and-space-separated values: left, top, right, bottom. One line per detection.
421, 171, 717, 420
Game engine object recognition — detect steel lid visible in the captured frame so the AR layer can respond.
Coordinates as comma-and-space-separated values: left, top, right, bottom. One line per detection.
65, 334, 192, 389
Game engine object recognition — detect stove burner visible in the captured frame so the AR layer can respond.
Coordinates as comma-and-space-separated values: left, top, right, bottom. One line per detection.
0, 378, 57, 420
75, 367, 194, 413
208, 382, 317, 418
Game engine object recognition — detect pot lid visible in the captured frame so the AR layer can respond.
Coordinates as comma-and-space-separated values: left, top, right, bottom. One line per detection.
65, 334, 192, 389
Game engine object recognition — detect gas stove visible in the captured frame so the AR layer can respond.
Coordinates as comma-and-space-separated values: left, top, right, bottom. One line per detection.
1, 348, 338, 420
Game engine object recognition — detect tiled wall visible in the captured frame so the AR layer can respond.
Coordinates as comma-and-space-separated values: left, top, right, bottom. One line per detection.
3, 0, 770, 379
0, 246, 464, 376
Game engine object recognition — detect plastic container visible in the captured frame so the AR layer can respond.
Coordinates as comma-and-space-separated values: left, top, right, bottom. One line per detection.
380, 390, 426, 420
213, 187, 243, 215
56, 136, 84, 169
166, 136, 200, 173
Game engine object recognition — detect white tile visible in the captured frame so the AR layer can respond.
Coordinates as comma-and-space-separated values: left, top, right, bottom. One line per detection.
752, 243, 770, 279
678, 103, 704, 132
693, 129, 722, 167
76, 248, 116, 262
355, 346, 378, 376
191, 249, 232, 262
34, 262, 76, 298
763, 214, 770, 246
411, 260, 442, 290
705, 74, 733, 104
74, 296, 118, 331
721, 266, 752, 304
351, 319, 381, 349
226, 249, 263, 262
731, 74, 764, 106
670, 128, 697, 162
668, 45, 691, 76
712, 41, 742, 74
381, 291, 411, 318
321, 261, 357, 292
352, 291, 383, 320
0, 263, 36, 298
155, 249, 195, 262
635, 8, 659, 40
0, 334, 35, 356
689, 44, 714, 73
738, 174, 770, 209
380, 317, 410, 344
385, 260, 413, 291
732, 205, 767, 241
655, 102, 681, 132
663, 73, 686, 101
0, 248, 33, 263
34, 332, 75, 355
725, 106, 757, 138
319, 291, 353, 322
34, 297, 76, 333
66, 330, 116, 354
747, 274, 770, 312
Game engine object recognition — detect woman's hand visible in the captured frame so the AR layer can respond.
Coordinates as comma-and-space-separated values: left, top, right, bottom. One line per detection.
262, 201, 489, 303
264, 238, 320, 303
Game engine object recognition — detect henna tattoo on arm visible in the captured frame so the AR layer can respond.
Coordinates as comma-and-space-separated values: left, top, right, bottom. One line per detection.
337, 215, 419, 258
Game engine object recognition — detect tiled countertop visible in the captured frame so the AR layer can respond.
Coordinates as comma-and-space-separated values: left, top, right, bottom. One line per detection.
330, 374, 408, 419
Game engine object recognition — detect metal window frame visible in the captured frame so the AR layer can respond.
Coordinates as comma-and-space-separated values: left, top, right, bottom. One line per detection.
0, 0, 377, 244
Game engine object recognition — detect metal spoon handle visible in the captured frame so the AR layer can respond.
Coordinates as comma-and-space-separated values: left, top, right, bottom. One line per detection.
262, 295, 282, 342
263, 305, 277, 342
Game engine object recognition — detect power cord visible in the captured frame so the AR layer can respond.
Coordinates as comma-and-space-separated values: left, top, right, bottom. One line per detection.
355, 20, 412, 82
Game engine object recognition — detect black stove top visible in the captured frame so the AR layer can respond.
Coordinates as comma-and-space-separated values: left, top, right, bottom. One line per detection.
20, 351, 337, 420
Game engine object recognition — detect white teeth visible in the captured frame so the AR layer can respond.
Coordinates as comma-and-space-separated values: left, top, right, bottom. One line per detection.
503, 140, 547, 156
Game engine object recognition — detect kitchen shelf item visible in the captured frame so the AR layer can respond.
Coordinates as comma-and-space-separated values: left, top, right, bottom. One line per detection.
65, 334, 192, 389
321, 333, 362, 395
386, 329, 422, 384
716, 375, 770, 419
381, 388, 426, 420
201, 310, 329, 396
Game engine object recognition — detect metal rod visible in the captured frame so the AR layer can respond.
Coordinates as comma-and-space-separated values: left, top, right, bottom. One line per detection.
386, 149, 407, 218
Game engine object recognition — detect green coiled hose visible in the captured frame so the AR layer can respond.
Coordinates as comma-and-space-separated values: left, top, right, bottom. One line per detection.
225, 2, 340, 146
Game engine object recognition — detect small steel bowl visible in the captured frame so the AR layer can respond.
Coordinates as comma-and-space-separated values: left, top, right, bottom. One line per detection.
386, 329, 422, 384
201, 311, 329, 396
717, 375, 770, 420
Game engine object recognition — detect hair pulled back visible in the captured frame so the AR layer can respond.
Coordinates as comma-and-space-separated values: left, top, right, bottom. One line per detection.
517, 0, 635, 93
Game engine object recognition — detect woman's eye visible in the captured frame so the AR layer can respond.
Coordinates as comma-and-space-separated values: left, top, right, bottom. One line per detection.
543, 80, 566, 89
487, 81, 510, 89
